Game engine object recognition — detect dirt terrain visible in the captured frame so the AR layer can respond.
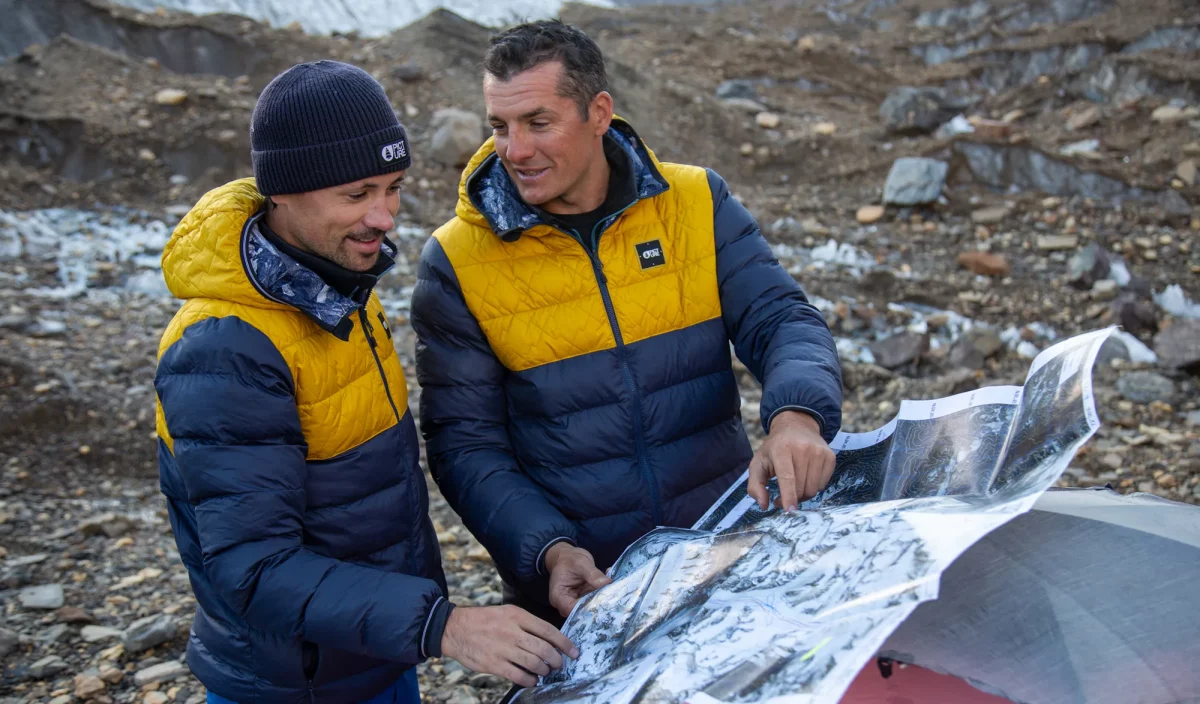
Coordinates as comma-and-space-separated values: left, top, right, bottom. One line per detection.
1, 0, 1198, 702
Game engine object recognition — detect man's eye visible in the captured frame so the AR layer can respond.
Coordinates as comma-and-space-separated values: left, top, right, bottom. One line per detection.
348, 192, 366, 201
491, 124, 507, 133
388, 183, 405, 193
531, 121, 549, 129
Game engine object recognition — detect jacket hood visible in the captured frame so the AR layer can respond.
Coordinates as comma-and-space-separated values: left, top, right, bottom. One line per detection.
454, 116, 669, 238
161, 177, 395, 338
162, 177, 276, 308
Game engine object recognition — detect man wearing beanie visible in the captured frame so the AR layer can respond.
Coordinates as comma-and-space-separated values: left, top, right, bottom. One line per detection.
153, 60, 576, 704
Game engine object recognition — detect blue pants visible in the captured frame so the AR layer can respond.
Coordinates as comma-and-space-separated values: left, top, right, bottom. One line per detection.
206, 668, 419, 704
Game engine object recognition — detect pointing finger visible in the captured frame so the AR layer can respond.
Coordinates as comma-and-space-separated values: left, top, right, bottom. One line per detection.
747, 454, 771, 510
773, 447, 799, 512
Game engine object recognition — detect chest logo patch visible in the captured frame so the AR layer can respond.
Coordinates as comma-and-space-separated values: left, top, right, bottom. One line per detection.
635, 240, 666, 270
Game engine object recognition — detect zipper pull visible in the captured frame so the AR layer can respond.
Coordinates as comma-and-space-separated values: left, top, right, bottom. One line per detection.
589, 252, 607, 284
358, 309, 377, 348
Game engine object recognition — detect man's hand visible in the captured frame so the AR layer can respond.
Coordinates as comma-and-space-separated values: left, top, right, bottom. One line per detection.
545, 543, 612, 618
748, 410, 835, 512
440, 605, 578, 688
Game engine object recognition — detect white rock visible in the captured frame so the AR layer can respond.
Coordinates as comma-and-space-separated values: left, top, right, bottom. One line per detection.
82, 625, 125, 642
755, 111, 781, 129
123, 613, 176, 652
883, 158, 948, 205
720, 97, 770, 114
134, 660, 188, 686
30, 655, 68, 679
20, 584, 64, 610
154, 88, 188, 106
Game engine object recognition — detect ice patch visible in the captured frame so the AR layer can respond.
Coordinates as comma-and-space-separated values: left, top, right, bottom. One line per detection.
811, 239, 874, 270
0, 207, 426, 303
0, 209, 170, 298
935, 114, 975, 139
1016, 341, 1040, 359
1110, 330, 1158, 364
1108, 259, 1132, 286
107, 0, 613, 37
1155, 283, 1200, 319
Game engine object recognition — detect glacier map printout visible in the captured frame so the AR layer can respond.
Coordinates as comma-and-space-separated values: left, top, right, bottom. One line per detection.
513, 327, 1116, 704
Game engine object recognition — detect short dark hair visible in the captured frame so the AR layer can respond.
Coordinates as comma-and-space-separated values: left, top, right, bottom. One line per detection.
483, 19, 608, 120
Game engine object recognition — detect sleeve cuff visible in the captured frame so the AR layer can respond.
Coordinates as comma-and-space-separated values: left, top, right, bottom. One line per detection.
535, 536, 577, 577
764, 405, 827, 437
420, 597, 455, 660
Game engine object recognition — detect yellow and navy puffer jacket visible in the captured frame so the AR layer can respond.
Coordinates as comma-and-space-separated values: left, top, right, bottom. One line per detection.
411, 119, 842, 612
153, 179, 448, 703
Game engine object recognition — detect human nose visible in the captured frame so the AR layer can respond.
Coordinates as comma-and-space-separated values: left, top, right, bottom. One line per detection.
363, 198, 395, 231
504, 125, 536, 163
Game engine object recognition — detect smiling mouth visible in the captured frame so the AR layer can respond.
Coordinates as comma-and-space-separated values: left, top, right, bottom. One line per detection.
345, 231, 383, 254
514, 167, 549, 181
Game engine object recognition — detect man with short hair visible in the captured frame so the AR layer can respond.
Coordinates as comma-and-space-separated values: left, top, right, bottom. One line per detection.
154, 60, 575, 703
412, 21, 843, 628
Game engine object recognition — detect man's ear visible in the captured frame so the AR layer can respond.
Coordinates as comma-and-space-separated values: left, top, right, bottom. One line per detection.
591, 91, 614, 136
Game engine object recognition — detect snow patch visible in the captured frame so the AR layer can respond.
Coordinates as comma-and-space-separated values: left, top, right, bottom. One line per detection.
1155, 283, 1200, 319
108, 0, 612, 36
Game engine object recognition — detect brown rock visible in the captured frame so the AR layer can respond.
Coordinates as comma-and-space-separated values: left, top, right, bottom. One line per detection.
970, 205, 1009, 224
1067, 105, 1101, 131
869, 332, 929, 369
950, 329, 1005, 369
957, 251, 1011, 277
1178, 160, 1197, 186
856, 205, 885, 224
967, 117, 1013, 140
98, 664, 124, 685
1154, 320, 1200, 371
56, 606, 97, 624
75, 673, 106, 699
1151, 105, 1186, 123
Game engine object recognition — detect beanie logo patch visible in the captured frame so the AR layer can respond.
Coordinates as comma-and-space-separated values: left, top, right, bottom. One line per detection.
378, 138, 409, 167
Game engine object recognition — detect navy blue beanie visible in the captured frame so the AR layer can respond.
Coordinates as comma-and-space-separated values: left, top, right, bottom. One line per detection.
250, 60, 411, 196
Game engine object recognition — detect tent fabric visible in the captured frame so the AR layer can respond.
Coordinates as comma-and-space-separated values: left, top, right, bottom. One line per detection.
841, 660, 1011, 703
881, 488, 1200, 704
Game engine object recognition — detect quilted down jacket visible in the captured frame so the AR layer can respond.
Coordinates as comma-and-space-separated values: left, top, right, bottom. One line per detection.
411, 118, 842, 613
154, 179, 448, 703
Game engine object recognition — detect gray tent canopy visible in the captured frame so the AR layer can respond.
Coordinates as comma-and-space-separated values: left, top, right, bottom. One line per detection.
881, 488, 1200, 704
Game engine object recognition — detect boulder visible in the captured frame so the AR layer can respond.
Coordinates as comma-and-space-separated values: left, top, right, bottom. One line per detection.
428, 108, 485, 168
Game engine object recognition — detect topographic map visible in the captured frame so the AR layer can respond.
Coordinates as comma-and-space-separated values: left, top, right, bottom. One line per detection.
513, 327, 1116, 704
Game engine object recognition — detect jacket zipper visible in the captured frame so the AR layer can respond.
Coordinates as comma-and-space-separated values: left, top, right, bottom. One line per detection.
359, 305, 424, 577
358, 307, 401, 424
568, 209, 663, 526
302, 641, 319, 703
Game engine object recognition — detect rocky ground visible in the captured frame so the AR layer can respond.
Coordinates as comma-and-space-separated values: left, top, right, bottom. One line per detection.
2, 0, 1199, 702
